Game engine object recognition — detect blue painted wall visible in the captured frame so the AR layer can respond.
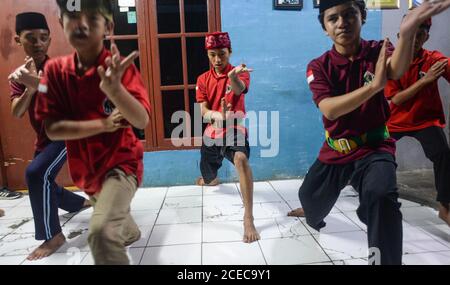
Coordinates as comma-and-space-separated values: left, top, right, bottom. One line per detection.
142, 0, 382, 187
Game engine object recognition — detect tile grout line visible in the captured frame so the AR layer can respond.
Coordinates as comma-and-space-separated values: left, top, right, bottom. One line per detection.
138, 187, 169, 265
267, 180, 333, 264
201, 183, 204, 265
269, 181, 333, 263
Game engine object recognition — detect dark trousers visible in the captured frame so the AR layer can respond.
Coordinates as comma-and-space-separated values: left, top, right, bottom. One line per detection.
392, 126, 450, 205
299, 152, 403, 265
200, 131, 250, 184
27, 141, 85, 241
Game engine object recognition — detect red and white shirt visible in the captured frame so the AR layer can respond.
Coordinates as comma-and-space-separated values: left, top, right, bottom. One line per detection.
36, 48, 151, 195
196, 64, 250, 139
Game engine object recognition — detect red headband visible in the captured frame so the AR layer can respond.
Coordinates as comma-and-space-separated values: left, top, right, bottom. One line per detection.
205, 32, 231, 50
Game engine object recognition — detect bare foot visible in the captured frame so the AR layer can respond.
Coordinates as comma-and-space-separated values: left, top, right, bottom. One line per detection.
196, 177, 220, 186
27, 232, 66, 261
0, 209, 4, 217
287, 208, 305, 217
438, 204, 450, 227
243, 218, 260, 243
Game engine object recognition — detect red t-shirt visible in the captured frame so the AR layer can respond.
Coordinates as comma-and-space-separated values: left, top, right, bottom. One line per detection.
36, 48, 151, 195
9, 57, 51, 152
386, 49, 450, 133
307, 39, 396, 164
196, 64, 250, 139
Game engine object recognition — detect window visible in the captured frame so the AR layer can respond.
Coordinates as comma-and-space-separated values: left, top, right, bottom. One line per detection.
107, 0, 150, 141
108, 0, 221, 150
148, 0, 221, 150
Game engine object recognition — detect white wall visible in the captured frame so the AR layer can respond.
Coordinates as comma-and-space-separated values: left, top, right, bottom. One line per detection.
382, 0, 450, 171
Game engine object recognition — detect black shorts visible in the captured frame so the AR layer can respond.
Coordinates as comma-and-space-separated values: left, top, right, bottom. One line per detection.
200, 131, 250, 184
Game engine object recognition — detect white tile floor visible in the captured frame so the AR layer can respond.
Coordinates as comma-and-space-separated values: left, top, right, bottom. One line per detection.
0, 180, 449, 265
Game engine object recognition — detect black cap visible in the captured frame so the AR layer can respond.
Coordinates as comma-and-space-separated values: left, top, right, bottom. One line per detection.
16, 12, 50, 35
320, 0, 353, 13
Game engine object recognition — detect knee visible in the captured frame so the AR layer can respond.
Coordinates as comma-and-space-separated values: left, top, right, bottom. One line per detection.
88, 222, 117, 245
234, 153, 249, 170
365, 184, 399, 206
25, 163, 45, 185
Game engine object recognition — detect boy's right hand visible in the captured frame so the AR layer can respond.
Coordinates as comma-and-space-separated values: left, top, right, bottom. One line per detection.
103, 109, 130, 133
400, 0, 450, 39
421, 60, 448, 84
372, 38, 389, 92
8, 57, 40, 91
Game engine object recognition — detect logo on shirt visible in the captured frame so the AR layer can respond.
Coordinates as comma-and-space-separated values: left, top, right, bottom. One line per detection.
103, 99, 115, 115
38, 84, 48, 94
226, 84, 232, 94
419, 71, 427, 79
307, 70, 315, 85
363, 71, 375, 86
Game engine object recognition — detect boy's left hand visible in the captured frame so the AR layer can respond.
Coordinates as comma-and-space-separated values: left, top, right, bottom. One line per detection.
228, 64, 253, 79
98, 43, 139, 96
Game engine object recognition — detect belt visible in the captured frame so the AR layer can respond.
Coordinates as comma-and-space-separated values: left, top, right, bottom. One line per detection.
325, 125, 390, 154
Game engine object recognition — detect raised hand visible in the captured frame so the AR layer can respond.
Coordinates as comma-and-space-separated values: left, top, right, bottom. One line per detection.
228, 63, 253, 79
8, 57, 40, 91
98, 43, 139, 96
400, 0, 450, 38
372, 38, 389, 92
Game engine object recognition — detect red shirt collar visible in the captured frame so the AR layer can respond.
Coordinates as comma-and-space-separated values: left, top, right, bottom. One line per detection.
210, 64, 233, 79
330, 39, 370, 66
66, 47, 110, 76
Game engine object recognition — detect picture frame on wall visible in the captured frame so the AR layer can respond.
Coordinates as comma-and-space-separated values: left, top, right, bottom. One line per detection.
273, 0, 303, 10
365, 0, 400, 9
313, 0, 320, 8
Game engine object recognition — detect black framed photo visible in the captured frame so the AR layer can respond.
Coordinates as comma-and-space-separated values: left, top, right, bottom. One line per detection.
313, 0, 320, 8
273, 0, 303, 10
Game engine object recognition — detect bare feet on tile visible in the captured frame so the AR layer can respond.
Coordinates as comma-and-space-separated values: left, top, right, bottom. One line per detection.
243, 217, 260, 243
196, 177, 220, 187
287, 208, 305, 217
27, 232, 66, 261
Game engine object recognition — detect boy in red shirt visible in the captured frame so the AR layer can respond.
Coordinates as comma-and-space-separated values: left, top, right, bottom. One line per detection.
8, 12, 90, 261
288, 0, 450, 264
36, 0, 151, 264
196, 32, 260, 243
386, 16, 450, 226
